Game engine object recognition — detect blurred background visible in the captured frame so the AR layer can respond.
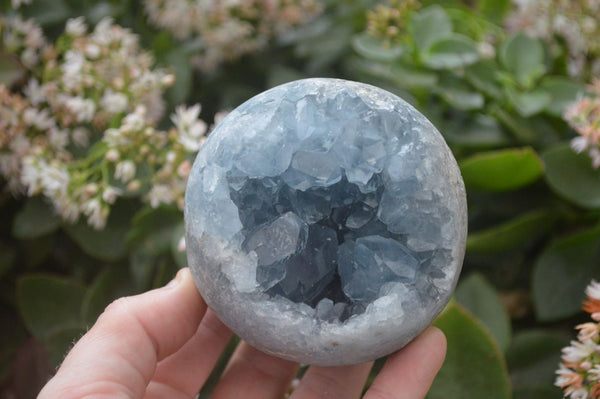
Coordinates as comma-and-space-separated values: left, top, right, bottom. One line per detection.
1, 0, 599, 397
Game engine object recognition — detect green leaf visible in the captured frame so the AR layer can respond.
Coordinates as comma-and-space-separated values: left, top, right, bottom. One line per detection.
17, 275, 86, 341
409, 5, 453, 53
476, 0, 511, 23
506, 89, 551, 117
542, 143, 600, 209
267, 65, 306, 88
127, 207, 182, 256
444, 114, 510, 148
541, 77, 585, 117
81, 264, 136, 326
389, 63, 438, 88
423, 35, 479, 70
460, 147, 544, 191
0, 52, 24, 87
0, 306, 27, 380
20, 0, 72, 26
455, 273, 511, 351
352, 33, 404, 62
436, 86, 484, 110
0, 241, 16, 279
467, 210, 555, 254
533, 225, 600, 321
44, 326, 85, 367
506, 329, 569, 390
427, 302, 511, 399
11, 196, 60, 239
64, 200, 134, 261
500, 34, 546, 88
164, 48, 192, 106
513, 386, 562, 399
465, 60, 503, 99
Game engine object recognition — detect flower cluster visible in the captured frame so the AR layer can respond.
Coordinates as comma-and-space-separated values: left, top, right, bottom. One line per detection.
565, 79, 600, 168
365, 0, 421, 45
143, 0, 323, 72
555, 280, 600, 399
0, 14, 47, 69
0, 16, 209, 229
506, 0, 600, 77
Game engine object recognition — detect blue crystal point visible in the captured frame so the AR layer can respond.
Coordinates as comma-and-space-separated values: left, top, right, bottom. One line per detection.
185, 78, 467, 366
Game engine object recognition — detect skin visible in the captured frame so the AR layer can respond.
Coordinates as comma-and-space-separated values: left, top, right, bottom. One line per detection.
38, 268, 447, 399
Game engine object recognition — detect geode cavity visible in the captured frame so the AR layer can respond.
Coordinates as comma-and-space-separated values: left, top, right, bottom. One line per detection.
185, 78, 467, 366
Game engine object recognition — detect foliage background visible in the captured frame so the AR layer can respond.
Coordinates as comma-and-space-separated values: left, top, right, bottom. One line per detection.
1, 0, 598, 397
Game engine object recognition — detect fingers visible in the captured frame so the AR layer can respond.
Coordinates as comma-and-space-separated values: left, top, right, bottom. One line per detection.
363, 327, 447, 399
210, 342, 299, 399
145, 310, 233, 398
38, 268, 207, 399
289, 362, 373, 399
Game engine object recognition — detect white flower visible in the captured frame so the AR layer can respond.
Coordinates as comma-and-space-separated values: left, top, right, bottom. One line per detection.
52, 194, 80, 223
40, 162, 70, 197
23, 79, 46, 106
23, 107, 55, 130
122, 106, 147, 131
21, 156, 42, 195
82, 198, 108, 229
11, 0, 31, 9
21, 48, 38, 68
177, 235, 186, 252
147, 183, 176, 208
48, 128, 69, 150
171, 104, 207, 151
562, 340, 600, 363
571, 136, 589, 153
100, 90, 129, 115
62, 50, 86, 76
589, 147, 600, 169
84, 43, 101, 59
115, 160, 136, 182
105, 149, 120, 162
586, 280, 600, 301
65, 96, 96, 122
72, 127, 90, 147
66, 17, 87, 36
101, 186, 122, 204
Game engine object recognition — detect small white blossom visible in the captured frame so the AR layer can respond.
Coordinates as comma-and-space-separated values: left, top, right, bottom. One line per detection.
23, 79, 46, 106
100, 90, 129, 115
11, 0, 32, 9
115, 160, 136, 182
586, 280, 600, 301
147, 183, 176, 208
65, 96, 96, 123
571, 136, 590, 153
82, 198, 108, 229
562, 340, 600, 364
172, 104, 207, 151
65, 17, 87, 37
72, 127, 90, 147
102, 186, 122, 204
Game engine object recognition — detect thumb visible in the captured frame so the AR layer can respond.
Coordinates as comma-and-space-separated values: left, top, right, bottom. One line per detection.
38, 268, 207, 399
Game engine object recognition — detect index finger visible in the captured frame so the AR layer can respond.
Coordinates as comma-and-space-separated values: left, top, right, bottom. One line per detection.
363, 327, 447, 399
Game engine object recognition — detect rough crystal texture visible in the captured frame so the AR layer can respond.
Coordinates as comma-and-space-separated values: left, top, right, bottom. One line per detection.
185, 78, 467, 366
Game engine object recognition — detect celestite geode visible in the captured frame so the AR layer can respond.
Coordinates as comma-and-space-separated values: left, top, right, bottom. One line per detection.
185, 78, 467, 366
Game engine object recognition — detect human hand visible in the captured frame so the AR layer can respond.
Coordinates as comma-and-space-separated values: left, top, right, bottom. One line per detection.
38, 268, 446, 399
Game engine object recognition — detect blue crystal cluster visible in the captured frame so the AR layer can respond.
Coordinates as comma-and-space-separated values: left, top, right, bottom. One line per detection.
185, 78, 467, 365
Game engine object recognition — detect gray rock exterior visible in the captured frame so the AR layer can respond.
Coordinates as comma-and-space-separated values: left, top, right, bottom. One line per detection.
185, 78, 467, 365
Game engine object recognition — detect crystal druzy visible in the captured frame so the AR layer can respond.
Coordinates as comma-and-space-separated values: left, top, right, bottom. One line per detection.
185, 78, 467, 366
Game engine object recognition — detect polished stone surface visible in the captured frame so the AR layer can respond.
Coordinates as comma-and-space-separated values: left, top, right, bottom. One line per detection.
185, 78, 467, 365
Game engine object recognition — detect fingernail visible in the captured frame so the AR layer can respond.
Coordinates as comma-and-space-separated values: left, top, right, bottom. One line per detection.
166, 268, 186, 288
